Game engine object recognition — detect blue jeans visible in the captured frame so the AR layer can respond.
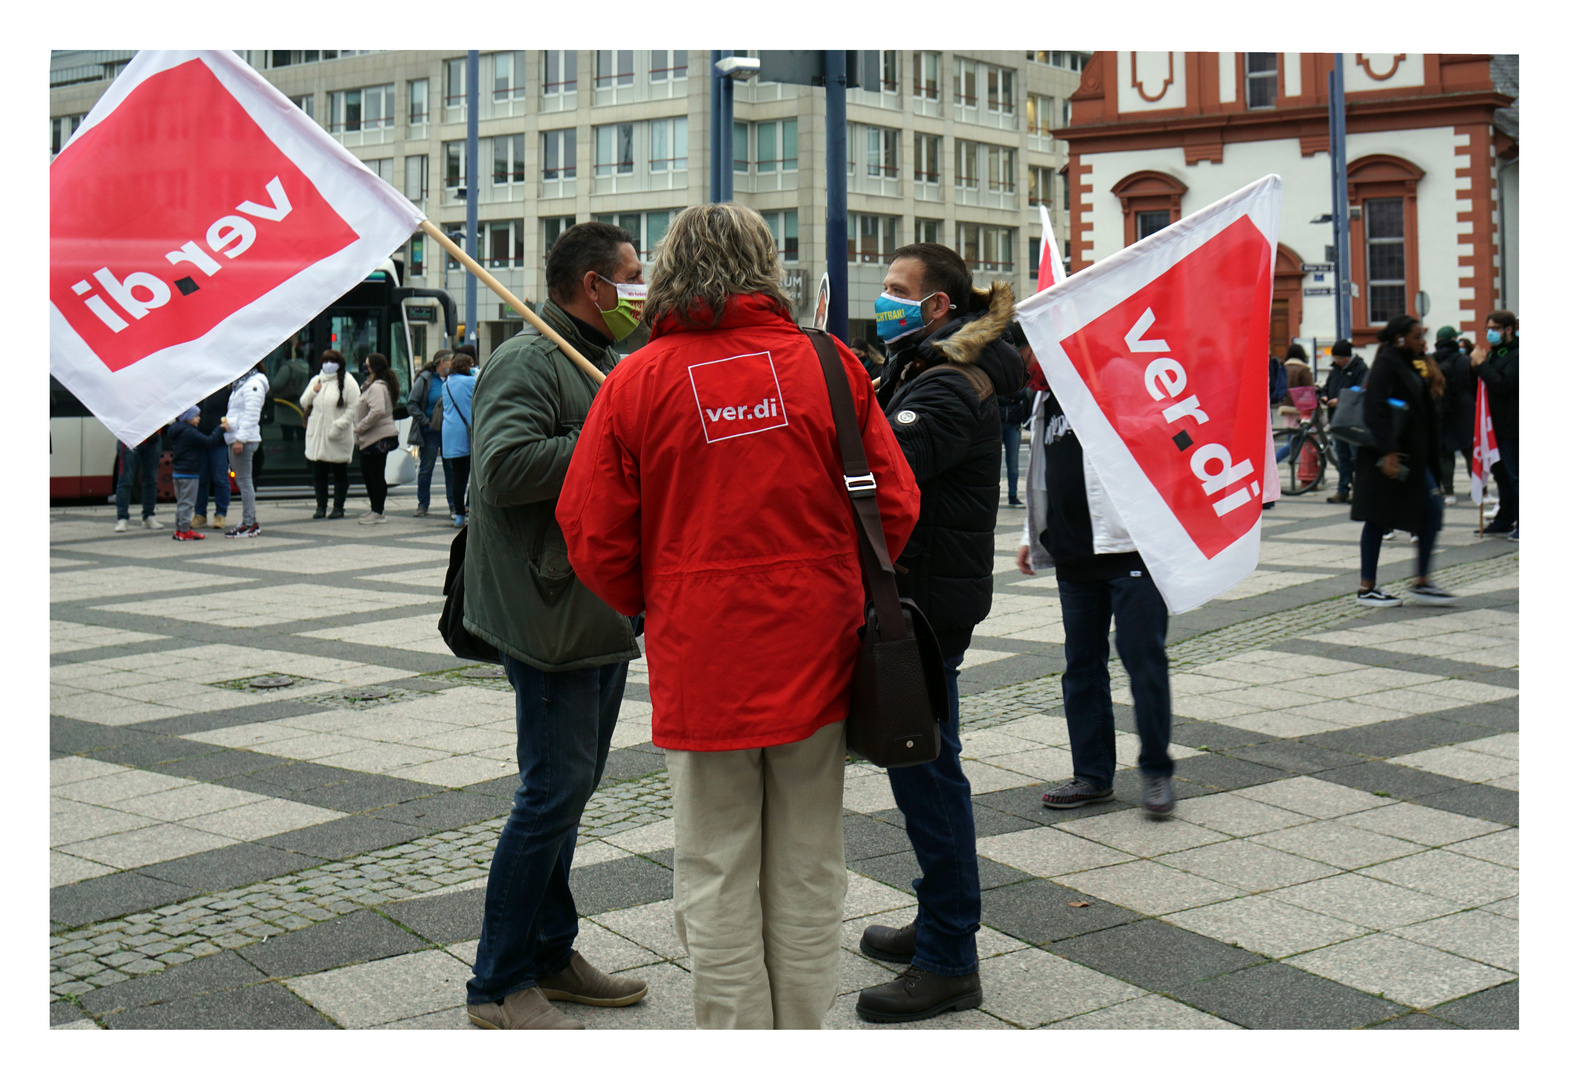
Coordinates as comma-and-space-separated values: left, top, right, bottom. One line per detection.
194, 441, 231, 517
886, 651, 980, 977
115, 440, 161, 521
1001, 423, 1022, 501
1058, 572, 1173, 789
1332, 437, 1355, 496
467, 653, 629, 1004
416, 429, 455, 513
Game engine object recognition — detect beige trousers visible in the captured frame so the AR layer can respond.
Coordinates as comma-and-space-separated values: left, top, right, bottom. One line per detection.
666, 720, 848, 1029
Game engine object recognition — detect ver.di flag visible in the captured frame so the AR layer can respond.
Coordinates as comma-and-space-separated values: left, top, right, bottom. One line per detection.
1471, 381, 1500, 505
1014, 175, 1282, 614
50, 50, 426, 447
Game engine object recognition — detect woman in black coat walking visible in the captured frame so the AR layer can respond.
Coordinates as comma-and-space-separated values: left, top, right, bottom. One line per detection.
1349, 315, 1455, 608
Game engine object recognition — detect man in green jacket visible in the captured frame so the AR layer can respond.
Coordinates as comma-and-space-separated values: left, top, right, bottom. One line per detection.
463, 222, 649, 1030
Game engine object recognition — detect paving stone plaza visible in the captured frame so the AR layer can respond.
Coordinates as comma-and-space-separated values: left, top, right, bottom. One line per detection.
48, 474, 1520, 1032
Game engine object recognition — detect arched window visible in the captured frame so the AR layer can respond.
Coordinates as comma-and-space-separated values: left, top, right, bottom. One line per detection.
1347, 154, 1424, 340
1110, 170, 1187, 248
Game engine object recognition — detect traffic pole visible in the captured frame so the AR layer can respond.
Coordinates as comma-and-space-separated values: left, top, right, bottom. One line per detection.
465, 49, 479, 348
709, 51, 723, 203
1330, 54, 1351, 344
825, 50, 849, 344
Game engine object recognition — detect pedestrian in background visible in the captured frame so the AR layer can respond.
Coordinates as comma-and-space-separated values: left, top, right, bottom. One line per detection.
1321, 339, 1367, 504
223, 363, 268, 538
998, 374, 1031, 507
1433, 326, 1474, 505
113, 432, 163, 533
1350, 315, 1454, 607
849, 337, 885, 382
352, 352, 399, 525
439, 353, 476, 528
408, 349, 454, 519
169, 407, 228, 540
301, 348, 359, 520
190, 386, 231, 530
1472, 310, 1519, 539
558, 203, 920, 1029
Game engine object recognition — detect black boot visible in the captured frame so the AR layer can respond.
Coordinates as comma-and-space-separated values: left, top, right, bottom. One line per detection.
327, 506, 345, 519
859, 923, 917, 964
312, 505, 327, 519
856, 966, 982, 1024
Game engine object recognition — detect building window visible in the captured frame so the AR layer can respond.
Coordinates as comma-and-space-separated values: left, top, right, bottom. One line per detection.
650, 117, 688, 172
51, 114, 84, 156
756, 119, 798, 172
865, 126, 899, 178
594, 123, 635, 176
986, 66, 1015, 115
329, 84, 393, 133
877, 49, 899, 92
445, 224, 465, 268
987, 145, 1016, 193
406, 154, 428, 202
444, 141, 466, 193
408, 233, 424, 277
915, 134, 941, 183
650, 50, 688, 81
957, 222, 1015, 272
956, 140, 980, 189
596, 50, 634, 88
407, 79, 428, 127
915, 52, 940, 100
543, 215, 576, 256
1029, 236, 1041, 277
543, 50, 577, 95
952, 57, 979, 109
1028, 164, 1053, 206
1246, 53, 1278, 109
916, 219, 942, 245
733, 121, 749, 171
1136, 210, 1170, 239
1027, 94, 1055, 136
761, 210, 800, 262
492, 51, 524, 101
445, 58, 468, 110
542, 129, 577, 181
1364, 197, 1406, 324
481, 220, 526, 270
849, 214, 899, 264
595, 210, 680, 259
491, 134, 525, 187
1062, 99, 1072, 126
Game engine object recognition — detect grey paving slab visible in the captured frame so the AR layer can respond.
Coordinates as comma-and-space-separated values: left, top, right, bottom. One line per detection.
571, 855, 674, 916
1169, 961, 1404, 1029
853, 850, 1030, 894
76, 950, 265, 1017
1392, 910, 1518, 973
1368, 1011, 1464, 1029
970, 803, 1049, 838
133, 698, 333, 733
1223, 740, 1365, 776
377, 890, 484, 946
1429, 979, 1518, 1029
51, 717, 141, 755
237, 909, 426, 978
1162, 895, 1366, 959
1426, 701, 1520, 731
1314, 761, 1471, 801
89, 736, 221, 769
50, 999, 88, 1026
143, 749, 293, 783
51, 872, 204, 929
1049, 919, 1265, 992
978, 878, 1139, 946
974, 947, 1144, 1028
1412, 783, 1519, 827
254, 815, 428, 861
1283, 932, 1514, 1009
1047, 993, 1239, 1029
600, 747, 666, 782
101, 981, 337, 1029
1357, 850, 1519, 908
136, 843, 323, 892
1156, 839, 1339, 892
287, 774, 445, 813
1302, 715, 1498, 759
369, 791, 509, 831
1167, 721, 1274, 751
842, 813, 915, 861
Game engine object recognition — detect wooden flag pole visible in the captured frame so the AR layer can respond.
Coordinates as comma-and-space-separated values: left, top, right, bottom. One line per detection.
419, 220, 604, 385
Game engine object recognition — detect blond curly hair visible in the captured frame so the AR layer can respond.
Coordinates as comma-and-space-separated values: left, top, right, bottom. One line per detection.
644, 203, 795, 330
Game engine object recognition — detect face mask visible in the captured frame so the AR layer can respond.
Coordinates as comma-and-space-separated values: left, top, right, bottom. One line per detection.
595, 278, 647, 341
1486, 328, 1503, 346
874, 292, 937, 344
320, 362, 340, 375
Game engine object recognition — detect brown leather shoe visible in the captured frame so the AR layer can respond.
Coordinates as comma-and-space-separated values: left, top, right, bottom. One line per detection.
537, 951, 648, 1006
859, 922, 917, 964
467, 986, 585, 1029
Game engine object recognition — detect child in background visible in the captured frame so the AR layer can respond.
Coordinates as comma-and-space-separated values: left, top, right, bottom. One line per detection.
169, 407, 230, 540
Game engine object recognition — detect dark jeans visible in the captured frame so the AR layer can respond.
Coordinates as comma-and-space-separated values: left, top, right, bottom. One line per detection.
1058, 572, 1173, 789
1332, 437, 1354, 496
115, 440, 161, 521
886, 651, 981, 977
467, 653, 629, 1004
194, 441, 231, 517
1491, 437, 1519, 528
312, 459, 349, 511
1001, 423, 1022, 501
449, 454, 471, 514
416, 435, 455, 514
1360, 470, 1443, 582
359, 444, 389, 514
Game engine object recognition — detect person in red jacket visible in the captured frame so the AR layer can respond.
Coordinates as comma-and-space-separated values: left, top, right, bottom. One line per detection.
559, 203, 920, 1029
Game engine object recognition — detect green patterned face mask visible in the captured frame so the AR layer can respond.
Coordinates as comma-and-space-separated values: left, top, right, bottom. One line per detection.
595, 279, 647, 341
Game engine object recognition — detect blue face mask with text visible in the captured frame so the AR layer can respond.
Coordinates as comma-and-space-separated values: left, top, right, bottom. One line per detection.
874, 292, 937, 344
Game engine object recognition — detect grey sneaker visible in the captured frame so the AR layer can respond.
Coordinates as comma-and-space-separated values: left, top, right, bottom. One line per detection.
1143, 774, 1176, 817
1041, 777, 1115, 809
467, 986, 585, 1030
1409, 583, 1456, 606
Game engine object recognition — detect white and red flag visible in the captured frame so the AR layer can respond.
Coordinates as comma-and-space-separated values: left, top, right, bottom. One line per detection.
50, 50, 425, 447
1471, 381, 1500, 505
1036, 203, 1067, 292
1014, 175, 1282, 614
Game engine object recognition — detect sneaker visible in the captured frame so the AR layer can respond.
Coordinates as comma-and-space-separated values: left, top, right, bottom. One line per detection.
190, 514, 207, 528
1041, 777, 1115, 809
412, 506, 429, 518
1143, 774, 1176, 817
114, 519, 129, 533
467, 987, 585, 1030
242, 523, 260, 537
172, 530, 205, 541
212, 514, 226, 528
358, 512, 386, 525
536, 951, 647, 1007
143, 516, 161, 530
1508, 527, 1518, 542
1409, 583, 1456, 606
453, 514, 467, 528
1382, 529, 1395, 540
223, 524, 247, 538
1325, 491, 1350, 504
1007, 498, 1023, 507
1443, 494, 1457, 506
358, 510, 377, 522
856, 967, 983, 1024
859, 922, 917, 964
1356, 586, 1402, 608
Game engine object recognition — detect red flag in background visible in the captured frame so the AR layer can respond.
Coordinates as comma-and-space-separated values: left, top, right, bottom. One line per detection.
1471, 381, 1501, 505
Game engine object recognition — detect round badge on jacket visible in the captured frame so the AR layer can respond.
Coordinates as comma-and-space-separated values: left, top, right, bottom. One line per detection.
896, 410, 918, 425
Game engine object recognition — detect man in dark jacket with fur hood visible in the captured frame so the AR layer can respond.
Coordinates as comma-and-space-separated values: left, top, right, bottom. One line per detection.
855, 243, 1026, 1025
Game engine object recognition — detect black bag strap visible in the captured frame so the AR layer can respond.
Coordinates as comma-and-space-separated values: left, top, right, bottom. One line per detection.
803, 327, 908, 643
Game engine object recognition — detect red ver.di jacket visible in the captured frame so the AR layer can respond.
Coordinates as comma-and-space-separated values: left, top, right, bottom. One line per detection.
558, 294, 921, 752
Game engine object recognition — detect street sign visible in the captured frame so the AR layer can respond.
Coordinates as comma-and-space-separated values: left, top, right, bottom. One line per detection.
1303, 287, 1335, 297
1415, 290, 1430, 318
756, 51, 876, 88
812, 272, 830, 330
1299, 263, 1333, 273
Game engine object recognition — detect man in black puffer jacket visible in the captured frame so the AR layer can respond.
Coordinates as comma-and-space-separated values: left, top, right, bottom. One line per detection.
855, 243, 1025, 1026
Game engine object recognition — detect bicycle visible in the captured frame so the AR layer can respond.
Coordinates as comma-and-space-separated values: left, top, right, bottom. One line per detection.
1274, 387, 1332, 496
